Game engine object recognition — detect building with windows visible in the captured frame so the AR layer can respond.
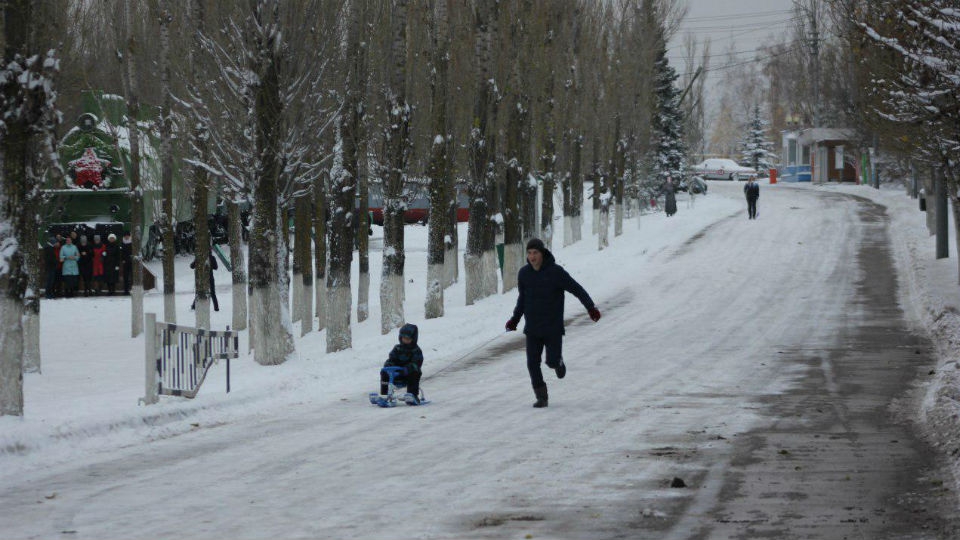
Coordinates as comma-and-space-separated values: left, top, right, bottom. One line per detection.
780, 128, 859, 183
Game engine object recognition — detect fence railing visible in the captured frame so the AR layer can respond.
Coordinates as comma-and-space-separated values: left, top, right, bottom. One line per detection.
141, 313, 239, 405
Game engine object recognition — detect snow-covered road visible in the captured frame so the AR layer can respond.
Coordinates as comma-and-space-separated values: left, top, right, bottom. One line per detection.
2, 183, 957, 539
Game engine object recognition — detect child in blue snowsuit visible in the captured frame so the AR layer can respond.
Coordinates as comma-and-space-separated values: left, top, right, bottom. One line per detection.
380, 323, 424, 404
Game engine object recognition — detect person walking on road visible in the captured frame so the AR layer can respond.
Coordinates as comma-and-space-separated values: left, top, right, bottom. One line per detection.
505, 238, 601, 408
744, 178, 760, 219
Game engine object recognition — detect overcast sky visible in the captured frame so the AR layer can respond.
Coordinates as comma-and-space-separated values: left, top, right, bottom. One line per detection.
668, 0, 799, 114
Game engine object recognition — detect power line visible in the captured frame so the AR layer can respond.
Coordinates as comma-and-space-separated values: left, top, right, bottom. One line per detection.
681, 8, 795, 22
676, 44, 805, 78
677, 15, 802, 35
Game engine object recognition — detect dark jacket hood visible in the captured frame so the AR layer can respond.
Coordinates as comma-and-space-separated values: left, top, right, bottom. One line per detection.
398, 323, 419, 346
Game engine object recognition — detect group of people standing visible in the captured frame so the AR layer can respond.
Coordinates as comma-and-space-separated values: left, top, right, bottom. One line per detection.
44, 231, 133, 298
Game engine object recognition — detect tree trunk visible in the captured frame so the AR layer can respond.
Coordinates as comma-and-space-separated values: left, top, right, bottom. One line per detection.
293, 193, 313, 336
248, 1, 294, 365
313, 166, 327, 331
0, 0, 33, 415
425, 0, 451, 319
356, 145, 369, 323
503, 6, 529, 292
443, 183, 458, 288
23, 157, 41, 374
159, 1, 177, 324
327, 122, 354, 352
123, 0, 144, 338
380, 0, 409, 334
228, 198, 247, 330
466, 0, 499, 306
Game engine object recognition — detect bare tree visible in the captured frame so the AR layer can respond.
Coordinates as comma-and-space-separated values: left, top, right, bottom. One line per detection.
425, 0, 452, 318
380, 0, 411, 333
246, 0, 295, 364
158, 0, 177, 324
465, 0, 500, 305
1, 0, 61, 415
116, 0, 147, 337
501, 0, 532, 291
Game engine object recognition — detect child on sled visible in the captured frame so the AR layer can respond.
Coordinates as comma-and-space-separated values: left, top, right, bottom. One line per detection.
379, 323, 424, 405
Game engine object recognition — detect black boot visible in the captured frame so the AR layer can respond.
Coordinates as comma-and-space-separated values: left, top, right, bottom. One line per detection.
533, 384, 548, 408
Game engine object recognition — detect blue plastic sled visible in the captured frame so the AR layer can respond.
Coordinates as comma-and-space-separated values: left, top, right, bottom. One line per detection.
368, 366, 429, 408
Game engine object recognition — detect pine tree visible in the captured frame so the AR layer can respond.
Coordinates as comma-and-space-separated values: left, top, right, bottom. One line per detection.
652, 44, 687, 182
740, 103, 778, 174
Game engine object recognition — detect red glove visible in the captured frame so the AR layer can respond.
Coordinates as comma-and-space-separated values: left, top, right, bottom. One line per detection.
505, 317, 520, 331
588, 307, 601, 322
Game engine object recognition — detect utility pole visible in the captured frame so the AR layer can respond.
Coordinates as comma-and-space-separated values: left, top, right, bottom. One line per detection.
936, 167, 949, 259
809, 1, 821, 128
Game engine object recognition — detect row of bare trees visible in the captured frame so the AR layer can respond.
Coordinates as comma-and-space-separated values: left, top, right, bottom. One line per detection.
1, 0, 698, 416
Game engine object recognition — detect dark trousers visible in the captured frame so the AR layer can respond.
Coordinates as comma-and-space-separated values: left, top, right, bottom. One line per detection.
747, 198, 758, 219
123, 262, 132, 293
381, 367, 420, 396
525, 333, 563, 389
45, 270, 57, 298
191, 279, 219, 311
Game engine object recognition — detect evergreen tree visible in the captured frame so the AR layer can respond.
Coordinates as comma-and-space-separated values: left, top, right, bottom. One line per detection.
740, 103, 778, 173
652, 44, 686, 182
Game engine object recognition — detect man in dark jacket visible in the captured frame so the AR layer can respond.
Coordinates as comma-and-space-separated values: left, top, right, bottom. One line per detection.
744, 178, 760, 219
505, 238, 601, 408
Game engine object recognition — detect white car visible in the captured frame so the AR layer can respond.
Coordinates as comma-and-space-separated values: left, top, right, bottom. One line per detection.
690, 159, 758, 181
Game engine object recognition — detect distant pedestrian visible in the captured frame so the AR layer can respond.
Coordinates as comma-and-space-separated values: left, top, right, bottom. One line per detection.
91, 235, 106, 295
104, 233, 121, 295
43, 236, 59, 299
505, 238, 601, 408
190, 252, 220, 312
744, 178, 760, 219
663, 176, 677, 217
120, 231, 133, 294
59, 236, 80, 297
77, 235, 93, 296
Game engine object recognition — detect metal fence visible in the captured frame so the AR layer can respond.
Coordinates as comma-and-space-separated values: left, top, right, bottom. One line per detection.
142, 313, 239, 404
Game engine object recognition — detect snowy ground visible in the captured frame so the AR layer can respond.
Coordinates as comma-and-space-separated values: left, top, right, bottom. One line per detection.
2, 179, 960, 538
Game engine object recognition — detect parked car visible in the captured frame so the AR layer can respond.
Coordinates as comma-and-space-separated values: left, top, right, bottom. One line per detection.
677, 176, 708, 194
690, 158, 758, 181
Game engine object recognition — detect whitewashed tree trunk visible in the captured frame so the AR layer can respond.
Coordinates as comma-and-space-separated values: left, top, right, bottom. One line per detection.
356, 271, 368, 323
23, 311, 40, 374
615, 198, 624, 236
380, 270, 405, 332
23, 215, 41, 374
425, 262, 444, 318
380, 0, 410, 335
464, 252, 483, 305
292, 271, 302, 324
250, 283, 295, 364
443, 238, 457, 288
159, 0, 177, 325
481, 249, 499, 296
326, 278, 352, 352
122, 0, 144, 338
196, 296, 211, 330
599, 200, 610, 250
563, 216, 575, 247
501, 242, 523, 291
228, 200, 247, 331
0, 296, 24, 415
301, 275, 313, 337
